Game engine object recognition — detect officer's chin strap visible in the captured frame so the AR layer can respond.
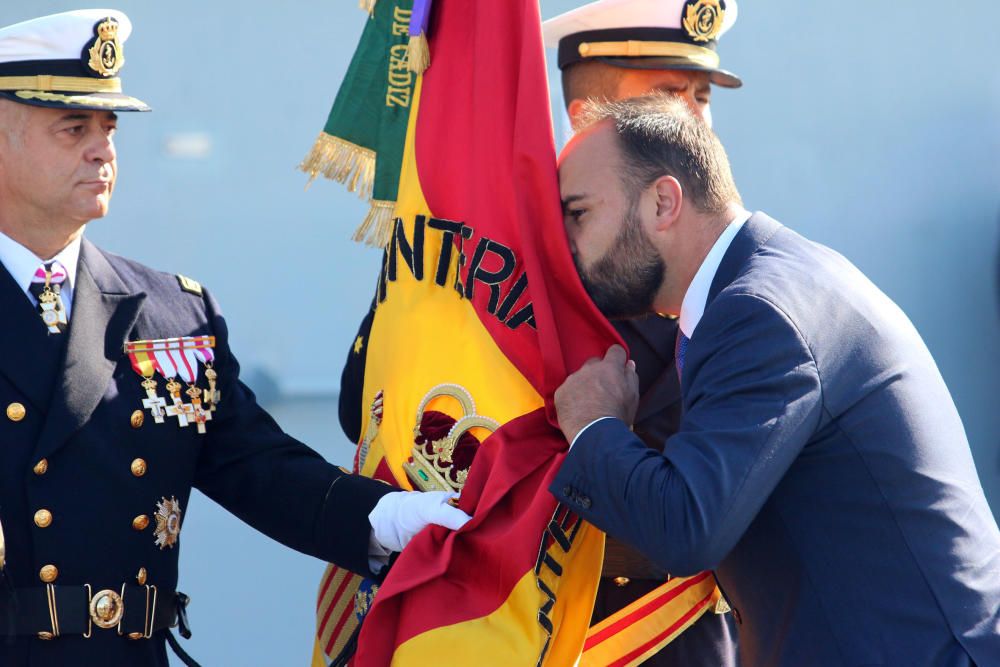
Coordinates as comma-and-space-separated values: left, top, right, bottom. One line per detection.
165, 592, 202, 667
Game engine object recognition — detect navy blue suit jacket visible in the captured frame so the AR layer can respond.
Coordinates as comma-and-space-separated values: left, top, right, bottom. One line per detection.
552, 213, 1000, 666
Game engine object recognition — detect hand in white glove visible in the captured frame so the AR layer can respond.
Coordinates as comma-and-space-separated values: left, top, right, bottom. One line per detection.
369, 491, 472, 553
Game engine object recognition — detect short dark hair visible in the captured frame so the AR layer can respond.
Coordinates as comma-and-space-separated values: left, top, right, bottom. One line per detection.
560, 61, 623, 110
578, 93, 742, 215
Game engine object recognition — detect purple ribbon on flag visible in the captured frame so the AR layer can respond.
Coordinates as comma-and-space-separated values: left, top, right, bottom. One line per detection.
410, 0, 432, 37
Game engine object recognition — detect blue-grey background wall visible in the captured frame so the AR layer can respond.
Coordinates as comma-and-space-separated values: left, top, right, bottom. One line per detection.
2, 2, 997, 665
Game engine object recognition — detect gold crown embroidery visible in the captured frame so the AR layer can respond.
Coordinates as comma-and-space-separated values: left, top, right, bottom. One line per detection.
404, 384, 498, 493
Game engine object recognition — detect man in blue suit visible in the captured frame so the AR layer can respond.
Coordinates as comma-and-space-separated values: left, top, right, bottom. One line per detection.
551, 94, 1000, 666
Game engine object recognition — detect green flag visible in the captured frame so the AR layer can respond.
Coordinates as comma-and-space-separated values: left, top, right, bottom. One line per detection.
300, 0, 416, 246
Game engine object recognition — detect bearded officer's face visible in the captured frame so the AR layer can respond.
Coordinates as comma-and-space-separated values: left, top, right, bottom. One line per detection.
558, 121, 665, 320
0, 100, 119, 228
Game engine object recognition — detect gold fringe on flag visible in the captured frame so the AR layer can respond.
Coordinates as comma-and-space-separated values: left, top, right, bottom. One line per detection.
407, 32, 430, 73
353, 199, 396, 248
359, 0, 377, 15
299, 132, 376, 201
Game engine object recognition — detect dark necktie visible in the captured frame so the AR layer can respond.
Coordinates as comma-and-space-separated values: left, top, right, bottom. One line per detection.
27, 261, 68, 334
674, 330, 689, 383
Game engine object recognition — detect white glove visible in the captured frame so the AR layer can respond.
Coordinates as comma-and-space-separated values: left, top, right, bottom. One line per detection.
369, 491, 472, 553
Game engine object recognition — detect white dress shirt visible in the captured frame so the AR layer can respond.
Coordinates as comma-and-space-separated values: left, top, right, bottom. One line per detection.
677, 211, 751, 338
570, 210, 752, 447
0, 230, 82, 319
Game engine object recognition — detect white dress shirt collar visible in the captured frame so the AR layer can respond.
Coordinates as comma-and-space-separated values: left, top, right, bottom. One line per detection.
0, 230, 82, 295
678, 211, 751, 338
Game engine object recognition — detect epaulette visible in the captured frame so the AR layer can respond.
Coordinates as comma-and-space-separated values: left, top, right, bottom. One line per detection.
176, 274, 203, 296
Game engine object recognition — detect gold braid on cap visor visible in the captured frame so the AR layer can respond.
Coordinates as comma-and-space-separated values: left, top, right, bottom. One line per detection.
0, 75, 122, 93
578, 40, 720, 68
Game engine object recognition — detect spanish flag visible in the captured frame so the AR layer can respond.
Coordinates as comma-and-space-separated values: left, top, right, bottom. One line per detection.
304, 1, 716, 664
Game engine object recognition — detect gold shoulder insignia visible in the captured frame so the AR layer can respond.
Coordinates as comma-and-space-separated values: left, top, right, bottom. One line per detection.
176, 274, 203, 296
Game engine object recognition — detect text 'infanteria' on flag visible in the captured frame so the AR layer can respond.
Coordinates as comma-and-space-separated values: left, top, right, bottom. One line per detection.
377, 215, 537, 331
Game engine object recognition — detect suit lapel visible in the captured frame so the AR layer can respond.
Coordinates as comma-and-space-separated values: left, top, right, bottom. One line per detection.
34, 240, 146, 460
0, 259, 65, 411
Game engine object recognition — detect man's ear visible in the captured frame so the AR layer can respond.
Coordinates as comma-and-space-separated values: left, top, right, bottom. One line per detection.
567, 98, 586, 130
652, 175, 683, 231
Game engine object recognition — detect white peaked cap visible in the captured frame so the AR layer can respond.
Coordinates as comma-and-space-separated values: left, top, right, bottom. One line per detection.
0, 9, 149, 111
543, 0, 741, 88
0, 9, 132, 63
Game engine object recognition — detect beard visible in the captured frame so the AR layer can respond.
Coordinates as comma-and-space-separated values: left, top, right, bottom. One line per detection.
574, 205, 665, 320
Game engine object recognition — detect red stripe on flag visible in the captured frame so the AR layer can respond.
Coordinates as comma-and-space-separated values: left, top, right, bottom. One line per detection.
316, 569, 337, 613
584, 571, 713, 650
607, 590, 717, 667
319, 570, 354, 635
325, 596, 359, 656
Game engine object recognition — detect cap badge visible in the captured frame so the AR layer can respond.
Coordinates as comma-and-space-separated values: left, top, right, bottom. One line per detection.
85, 17, 124, 78
682, 0, 726, 43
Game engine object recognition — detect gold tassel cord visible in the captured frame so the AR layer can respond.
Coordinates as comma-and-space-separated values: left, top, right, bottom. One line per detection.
407, 33, 430, 74
360, 0, 377, 15
299, 133, 376, 202
353, 200, 396, 248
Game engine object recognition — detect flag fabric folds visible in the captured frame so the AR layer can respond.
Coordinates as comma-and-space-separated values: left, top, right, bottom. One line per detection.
305, 0, 718, 664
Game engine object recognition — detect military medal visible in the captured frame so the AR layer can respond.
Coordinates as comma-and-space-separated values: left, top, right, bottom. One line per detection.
154, 496, 182, 549
123, 336, 217, 432
195, 347, 220, 411
125, 341, 167, 423
163, 377, 191, 428
184, 385, 211, 434
31, 264, 68, 334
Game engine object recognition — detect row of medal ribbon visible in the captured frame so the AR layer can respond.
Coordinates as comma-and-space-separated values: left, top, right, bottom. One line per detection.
124, 336, 220, 433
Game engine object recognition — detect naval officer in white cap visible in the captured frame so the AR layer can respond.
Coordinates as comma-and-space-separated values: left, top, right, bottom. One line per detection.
543, 1, 741, 665
0, 9, 470, 667
545, 0, 740, 129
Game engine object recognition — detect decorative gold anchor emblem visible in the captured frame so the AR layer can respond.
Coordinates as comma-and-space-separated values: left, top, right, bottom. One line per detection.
86, 17, 125, 77
682, 0, 726, 43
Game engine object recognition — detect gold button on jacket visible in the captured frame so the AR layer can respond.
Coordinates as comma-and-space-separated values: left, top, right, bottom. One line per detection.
34, 509, 52, 528
132, 514, 150, 531
131, 458, 147, 477
6, 402, 25, 422
33, 459, 48, 475
39, 564, 58, 583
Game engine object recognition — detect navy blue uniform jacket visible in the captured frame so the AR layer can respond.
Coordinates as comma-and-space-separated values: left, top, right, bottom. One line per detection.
552, 213, 1000, 667
0, 240, 392, 666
